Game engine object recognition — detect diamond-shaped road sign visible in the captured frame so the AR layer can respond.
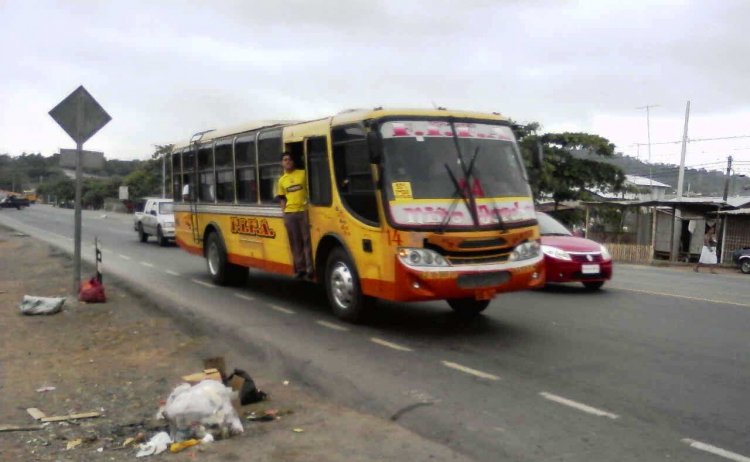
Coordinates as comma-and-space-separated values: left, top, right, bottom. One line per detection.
49, 85, 111, 145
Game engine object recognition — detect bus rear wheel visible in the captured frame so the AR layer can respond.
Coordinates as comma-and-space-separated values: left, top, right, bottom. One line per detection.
206, 232, 247, 286
325, 248, 366, 322
447, 298, 490, 317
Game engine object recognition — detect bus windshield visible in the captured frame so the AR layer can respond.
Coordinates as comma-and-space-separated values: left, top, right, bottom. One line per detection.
381, 120, 534, 228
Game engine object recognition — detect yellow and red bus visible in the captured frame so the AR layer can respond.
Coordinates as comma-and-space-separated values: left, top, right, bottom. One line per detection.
170, 108, 544, 321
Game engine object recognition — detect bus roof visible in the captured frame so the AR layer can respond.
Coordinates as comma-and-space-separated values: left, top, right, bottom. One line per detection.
168, 108, 510, 151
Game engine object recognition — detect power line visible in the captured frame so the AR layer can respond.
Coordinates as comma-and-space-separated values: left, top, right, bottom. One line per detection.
632, 134, 750, 147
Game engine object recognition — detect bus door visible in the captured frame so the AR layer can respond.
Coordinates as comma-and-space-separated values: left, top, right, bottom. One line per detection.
304, 136, 334, 256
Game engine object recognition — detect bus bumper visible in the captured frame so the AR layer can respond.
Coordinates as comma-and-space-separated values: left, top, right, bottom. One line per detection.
380, 256, 545, 302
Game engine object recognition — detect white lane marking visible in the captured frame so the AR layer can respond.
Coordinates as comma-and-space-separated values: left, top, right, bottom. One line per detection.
316, 320, 349, 331
539, 392, 619, 419
269, 304, 295, 314
191, 279, 215, 289
614, 286, 750, 308
118, 254, 131, 260
441, 361, 500, 381
682, 439, 750, 462
234, 293, 255, 301
371, 337, 413, 352
165, 270, 180, 276
139, 261, 154, 268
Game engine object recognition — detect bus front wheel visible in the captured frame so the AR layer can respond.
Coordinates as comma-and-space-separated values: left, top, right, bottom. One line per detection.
447, 298, 490, 317
325, 248, 366, 322
206, 232, 246, 286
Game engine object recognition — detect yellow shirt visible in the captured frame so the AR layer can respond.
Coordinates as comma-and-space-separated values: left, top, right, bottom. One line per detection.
277, 169, 307, 213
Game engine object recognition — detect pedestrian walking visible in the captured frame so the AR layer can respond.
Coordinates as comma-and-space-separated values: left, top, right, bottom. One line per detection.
694, 223, 718, 273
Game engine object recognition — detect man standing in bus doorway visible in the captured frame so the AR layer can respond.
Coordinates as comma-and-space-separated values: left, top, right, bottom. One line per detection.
277, 152, 313, 279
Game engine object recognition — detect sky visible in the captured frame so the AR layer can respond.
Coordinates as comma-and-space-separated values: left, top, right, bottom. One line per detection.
2, 0, 749, 176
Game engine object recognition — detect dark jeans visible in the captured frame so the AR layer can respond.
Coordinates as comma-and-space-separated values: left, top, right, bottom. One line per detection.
283, 211, 313, 274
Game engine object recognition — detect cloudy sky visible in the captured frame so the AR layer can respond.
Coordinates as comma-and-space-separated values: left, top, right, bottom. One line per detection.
2, 0, 749, 175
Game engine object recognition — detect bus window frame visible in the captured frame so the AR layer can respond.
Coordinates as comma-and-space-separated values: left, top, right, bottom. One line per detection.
234, 131, 260, 205
331, 123, 380, 227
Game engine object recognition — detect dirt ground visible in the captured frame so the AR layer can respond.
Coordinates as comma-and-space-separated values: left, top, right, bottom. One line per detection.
0, 226, 467, 462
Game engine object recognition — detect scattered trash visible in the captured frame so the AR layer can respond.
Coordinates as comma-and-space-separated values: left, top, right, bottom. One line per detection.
19, 296, 65, 315
0, 424, 43, 432
203, 357, 227, 379
293, 428, 304, 433
66, 439, 82, 450
79, 277, 106, 303
201, 434, 214, 444
246, 409, 292, 422
181, 368, 222, 384
136, 431, 172, 458
41, 411, 100, 423
283, 380, 290, 386
227, 369, 267, 405
35, 386, 56, 393
163, 380, 243, 441
122, 437, 135, 447
26, 408, 46, 420
96, 447, 103, 452
169, 438, 200, 453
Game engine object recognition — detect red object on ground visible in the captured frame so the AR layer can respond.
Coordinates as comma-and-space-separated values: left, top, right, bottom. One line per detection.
79, 277, 106, 303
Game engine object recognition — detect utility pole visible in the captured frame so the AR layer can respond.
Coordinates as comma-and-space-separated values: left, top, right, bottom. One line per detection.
676, 101, 690, 198
637, 104, 659, 193
671, 101, 691, 261
718, 155, 733, 264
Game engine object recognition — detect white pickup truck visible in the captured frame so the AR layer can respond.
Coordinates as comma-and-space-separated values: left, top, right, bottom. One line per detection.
133, 198, 175, 246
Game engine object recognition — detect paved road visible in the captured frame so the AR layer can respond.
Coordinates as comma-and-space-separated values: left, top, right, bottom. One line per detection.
3, 204, 749, 462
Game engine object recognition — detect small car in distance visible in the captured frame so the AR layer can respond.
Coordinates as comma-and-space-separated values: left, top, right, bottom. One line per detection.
537, 212, 613, 290
731, 247, 750, 274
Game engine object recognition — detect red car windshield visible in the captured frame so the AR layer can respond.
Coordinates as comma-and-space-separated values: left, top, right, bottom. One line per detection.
537, 212, 572, 236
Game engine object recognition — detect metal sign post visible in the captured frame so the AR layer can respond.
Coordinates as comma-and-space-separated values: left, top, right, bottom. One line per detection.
49, 85, 111, 295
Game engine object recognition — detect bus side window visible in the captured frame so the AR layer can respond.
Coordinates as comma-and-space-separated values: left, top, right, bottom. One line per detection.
307, 136, 331, 206
198, 143, 215, 202
235, 135, 257, 204
332, 125, 379, 225
258, 129, 283, 204
214, 139, 233, 203
171, 150, 182, 201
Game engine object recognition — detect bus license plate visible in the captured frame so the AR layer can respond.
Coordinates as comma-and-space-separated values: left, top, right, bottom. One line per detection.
581, 264, 600, 275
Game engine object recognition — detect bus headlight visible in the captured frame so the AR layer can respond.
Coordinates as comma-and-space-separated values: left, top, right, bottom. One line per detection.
509, 240, 541, 262
398, 248, 450, 267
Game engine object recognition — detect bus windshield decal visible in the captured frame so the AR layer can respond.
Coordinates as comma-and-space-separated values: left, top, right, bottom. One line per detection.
388, 198, 535, 227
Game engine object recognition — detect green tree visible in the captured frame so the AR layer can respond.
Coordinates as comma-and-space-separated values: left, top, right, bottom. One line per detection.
514, 125, 625, 207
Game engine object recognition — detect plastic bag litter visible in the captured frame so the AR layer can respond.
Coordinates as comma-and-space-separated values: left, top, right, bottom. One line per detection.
18, 295, 66, 315
163, 380, 243, 441
135, 431, 172, 458
79, 277, 106, 303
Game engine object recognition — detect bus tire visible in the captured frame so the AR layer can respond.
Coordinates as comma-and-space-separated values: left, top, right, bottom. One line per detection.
447, 298, 490, 317
157, 226, 168, 247
325, 247, 366, 322
138, 223, 148, 243
206, 232, 247, 286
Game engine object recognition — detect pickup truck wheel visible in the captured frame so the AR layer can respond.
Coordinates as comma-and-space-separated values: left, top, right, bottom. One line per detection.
206, 232, 246, 286
157, 226, 168, 247
446, 298, 490, 317
138, 223, 148, 243
741, 260, 750, 274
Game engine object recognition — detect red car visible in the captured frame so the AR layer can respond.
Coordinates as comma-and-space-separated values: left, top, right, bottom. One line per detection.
538, 212, 613, 290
